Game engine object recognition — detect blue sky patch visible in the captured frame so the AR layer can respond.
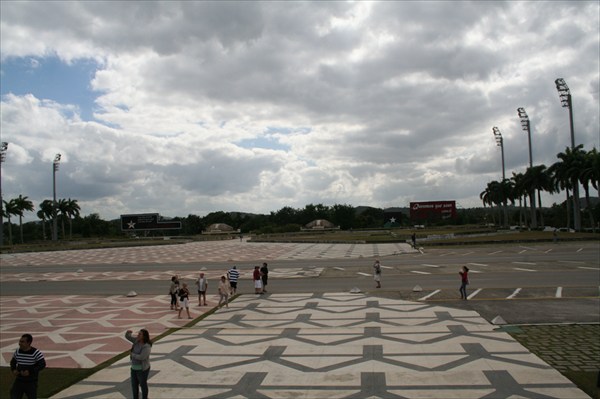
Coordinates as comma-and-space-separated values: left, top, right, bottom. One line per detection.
0, 56, 101, 121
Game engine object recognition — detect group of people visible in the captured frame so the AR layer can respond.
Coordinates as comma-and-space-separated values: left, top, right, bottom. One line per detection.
168, 262, 271, 315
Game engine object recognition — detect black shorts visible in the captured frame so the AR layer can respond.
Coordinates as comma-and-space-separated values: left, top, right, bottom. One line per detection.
230, 281, 238, 289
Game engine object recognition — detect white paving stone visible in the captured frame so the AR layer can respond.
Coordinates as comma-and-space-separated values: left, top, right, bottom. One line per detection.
51, 293, 587, 399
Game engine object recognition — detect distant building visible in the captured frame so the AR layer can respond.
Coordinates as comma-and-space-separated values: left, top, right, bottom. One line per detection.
203, 223, 240, 234
302, 219, 339, 230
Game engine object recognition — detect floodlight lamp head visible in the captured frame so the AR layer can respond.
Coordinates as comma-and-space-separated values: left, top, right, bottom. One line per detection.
555, 78, 570, 108
517, 107, 528, 119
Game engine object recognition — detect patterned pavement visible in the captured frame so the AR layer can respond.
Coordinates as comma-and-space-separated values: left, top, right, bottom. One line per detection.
0, 240, 413, 267
0, 295, 219, 369
51, 293, 588, 399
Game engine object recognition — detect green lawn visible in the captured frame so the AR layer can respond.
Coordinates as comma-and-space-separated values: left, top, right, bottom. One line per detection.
0, 367, 94, 399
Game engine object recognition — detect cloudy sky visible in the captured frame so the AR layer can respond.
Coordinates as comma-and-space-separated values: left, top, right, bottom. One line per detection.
1, 1, 599, 222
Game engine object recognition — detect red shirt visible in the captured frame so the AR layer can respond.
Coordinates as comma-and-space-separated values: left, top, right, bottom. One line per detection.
253, 269, 260, 281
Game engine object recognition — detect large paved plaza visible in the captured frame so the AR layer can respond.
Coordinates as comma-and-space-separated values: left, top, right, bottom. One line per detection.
1, 240, 597, 398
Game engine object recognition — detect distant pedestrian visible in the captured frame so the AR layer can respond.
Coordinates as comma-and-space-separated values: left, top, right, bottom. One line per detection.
228, 266, 240, 295
260, 262, 269, 293
373, 259, 382, 288
411, 233, 416, 248
178, 283, 192, 319
553, 229, 558, 243
218, 275, 230, 308
10, 333, 46, 399
459, 266, 469, 300
253, 266, 263, 294
169, 275, 179, 310
125, 329, 152, 399
195, 273, 208, 306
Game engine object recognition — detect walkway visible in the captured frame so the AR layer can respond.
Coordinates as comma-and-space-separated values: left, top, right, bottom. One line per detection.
51, 293, 587, 398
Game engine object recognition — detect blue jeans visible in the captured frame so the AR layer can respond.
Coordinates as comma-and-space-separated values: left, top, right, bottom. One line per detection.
459, 282, 468, 299
131, 368, 150, 399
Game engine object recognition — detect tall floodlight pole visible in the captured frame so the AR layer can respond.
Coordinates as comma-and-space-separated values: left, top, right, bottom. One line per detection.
0, 142, 8, 246
555, 78, 581, 231
492, 127, 505, 180
492, 127, 508, 226
52, 154, 61, 241
517, 108, 533, 168
517, 107, 537, 228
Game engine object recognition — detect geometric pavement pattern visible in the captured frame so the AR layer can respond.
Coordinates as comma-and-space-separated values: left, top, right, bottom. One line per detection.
0, 241, 415, 267
50, 293, 588, 399
0, 294, 220, 369
0, 267, 324, 282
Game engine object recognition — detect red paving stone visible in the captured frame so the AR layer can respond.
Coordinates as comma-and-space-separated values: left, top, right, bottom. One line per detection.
0, 294, 220, 369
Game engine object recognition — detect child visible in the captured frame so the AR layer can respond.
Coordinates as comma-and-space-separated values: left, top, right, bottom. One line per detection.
178, 283, 192, 319
459, 266, 469, 300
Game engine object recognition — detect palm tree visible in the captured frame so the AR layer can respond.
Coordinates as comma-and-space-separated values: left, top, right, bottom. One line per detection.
548, 157, 572, 229
480, 182, 496, 225
58, 198, 81, 239
554, 145, 585, 231
499, 178, 514, 227
3, 199, 19, 245
13, 195, 35, 244
37, 200, 54, 240
580, 148, 598, 232
525, 165, 553, 227
480, 180, 510, 226
521, 168, 538, 229
511, 172, 528, 228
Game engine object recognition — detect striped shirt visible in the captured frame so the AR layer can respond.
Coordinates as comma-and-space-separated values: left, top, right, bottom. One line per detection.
10, 346, 46, 381
227, 268, 240, 283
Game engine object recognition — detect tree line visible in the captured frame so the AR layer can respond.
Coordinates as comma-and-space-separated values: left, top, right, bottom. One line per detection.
480, 145, 599, 231
2, 197, 81, 244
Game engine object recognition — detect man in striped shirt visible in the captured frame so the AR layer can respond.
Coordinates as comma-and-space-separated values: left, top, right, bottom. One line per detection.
10, 333, 46, 399
227, 265, 240, 295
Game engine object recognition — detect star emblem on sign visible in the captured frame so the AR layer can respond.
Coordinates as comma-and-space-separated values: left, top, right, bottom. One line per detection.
389, 217, 396, 223
127, 220, 136, 229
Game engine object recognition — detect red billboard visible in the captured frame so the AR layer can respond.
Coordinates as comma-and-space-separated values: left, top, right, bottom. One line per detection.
410, 201, 456, 221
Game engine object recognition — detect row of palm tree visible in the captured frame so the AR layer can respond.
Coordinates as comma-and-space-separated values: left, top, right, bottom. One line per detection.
2, 196, 81, 244
481, 145, 599, 231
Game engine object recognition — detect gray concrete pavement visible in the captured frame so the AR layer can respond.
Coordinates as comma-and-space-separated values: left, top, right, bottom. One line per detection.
0, 240, 597, 398
52, 293, 591, 399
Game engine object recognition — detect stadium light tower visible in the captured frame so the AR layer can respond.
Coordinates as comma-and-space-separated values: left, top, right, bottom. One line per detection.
52, 154, 61, 241
492, 127, 509, 226
0, 142, 7, 246
492, 127, 505, 180
554, 78, 581, 231
517, 107, 533, 168
516, 108, 537, 228
555, 78, 576, 149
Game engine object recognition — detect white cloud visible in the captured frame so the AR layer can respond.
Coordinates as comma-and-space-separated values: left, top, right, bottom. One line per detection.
1, 1, 598, 222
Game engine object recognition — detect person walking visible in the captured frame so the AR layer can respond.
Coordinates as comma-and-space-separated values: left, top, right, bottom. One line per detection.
260, 262, 269, 293
459, 266, 470, 300
10, 333, 46, 399
227, 266, 239, 295
373, 259, 382, 288
125, 329, 152, 399
169, 275, 179, 310
218, 275, 230, 308
195, 273, 208, 306
253, 266, 263, 294
178, 283, 192, 319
